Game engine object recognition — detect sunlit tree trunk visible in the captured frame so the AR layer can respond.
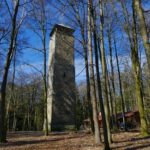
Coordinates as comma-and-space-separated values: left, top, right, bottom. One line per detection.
82, 33, 94, 133
30, 0, 49, 135
68, 0, 94, 132
99, 0, 112, 144
88, 0, 101, 144
91, 4, 111, 149
43, 28, 48, 136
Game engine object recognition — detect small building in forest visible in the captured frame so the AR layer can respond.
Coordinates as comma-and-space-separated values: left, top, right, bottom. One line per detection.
117, 111, 140, 122
99, 110, 140, 129
116, 110, 140, 128
83, 110, 140, 130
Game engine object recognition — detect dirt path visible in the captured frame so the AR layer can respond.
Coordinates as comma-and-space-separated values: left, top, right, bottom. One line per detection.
0, 131, 150, 150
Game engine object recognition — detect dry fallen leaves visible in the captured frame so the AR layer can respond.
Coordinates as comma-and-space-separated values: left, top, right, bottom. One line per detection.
0, 131, 150, 150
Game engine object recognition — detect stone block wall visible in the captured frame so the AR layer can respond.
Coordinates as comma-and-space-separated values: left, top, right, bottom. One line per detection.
47, 24, 76, 131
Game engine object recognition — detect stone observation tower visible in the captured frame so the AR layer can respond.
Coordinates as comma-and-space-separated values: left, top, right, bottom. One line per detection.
47, 24, 76, 131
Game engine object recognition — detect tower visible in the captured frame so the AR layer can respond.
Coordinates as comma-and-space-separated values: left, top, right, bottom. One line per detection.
47, 24, 76, 131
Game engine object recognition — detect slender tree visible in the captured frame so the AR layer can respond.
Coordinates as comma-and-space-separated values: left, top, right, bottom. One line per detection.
107, 29, 117, 128
0, 0, 20, 142
69, 0, 94, 132
114, 38, 127, 131
29, 0, 49, 135
12, 51, 17, 131
91, 2, 111, 149
88, 0, 101, 144
99, 0, 112, 144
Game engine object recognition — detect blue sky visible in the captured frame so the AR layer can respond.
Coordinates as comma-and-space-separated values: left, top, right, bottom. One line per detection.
15, 0, 87, 84
13, 0, 149, 85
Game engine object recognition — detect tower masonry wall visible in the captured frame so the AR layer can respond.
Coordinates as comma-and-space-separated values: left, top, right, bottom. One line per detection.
47, 24, 76, 131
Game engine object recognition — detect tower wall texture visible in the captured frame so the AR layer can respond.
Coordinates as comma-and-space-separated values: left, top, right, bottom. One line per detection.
47, 24, 76, 131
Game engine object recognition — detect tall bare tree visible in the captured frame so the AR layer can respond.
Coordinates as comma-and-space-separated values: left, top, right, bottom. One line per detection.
0, 0, 20, 142
114, 37, 127, 131
107, 29, 117, 128
68, 0, 94, 132
88, 0, 101, 144
91, 1, 111, 149
28, 0, 49, 135
99, 0, 111, 144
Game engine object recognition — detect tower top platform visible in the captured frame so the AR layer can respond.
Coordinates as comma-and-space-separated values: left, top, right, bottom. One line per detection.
50, 24, 75, 37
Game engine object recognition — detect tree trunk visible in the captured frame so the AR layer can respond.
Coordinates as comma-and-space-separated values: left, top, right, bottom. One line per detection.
66, 1, 94, 132
132, 1, 149, 136
99, 0, 112, 144
107, 74, 115, 128
120, 0, 149, 136
114, 38, 127, 131
43, 28, 48, 136
91, 4, 111, 148
133, 0, 150, 71
81, 32, 94, 133
88, 0, 101, 144
0, 0, 19, 143
107, 31, 117, 128
11, 50, 16, 131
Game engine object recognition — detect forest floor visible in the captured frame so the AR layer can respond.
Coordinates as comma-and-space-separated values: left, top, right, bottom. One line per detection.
0, 130, 150, 150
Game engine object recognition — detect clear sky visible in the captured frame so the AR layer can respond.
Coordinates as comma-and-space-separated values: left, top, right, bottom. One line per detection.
12, 0, 149, 85
15, 0, 87, 84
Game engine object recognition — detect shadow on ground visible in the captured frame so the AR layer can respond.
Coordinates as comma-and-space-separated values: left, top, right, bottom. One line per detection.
0, 133, 86, 148
112, 134, 150, 150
